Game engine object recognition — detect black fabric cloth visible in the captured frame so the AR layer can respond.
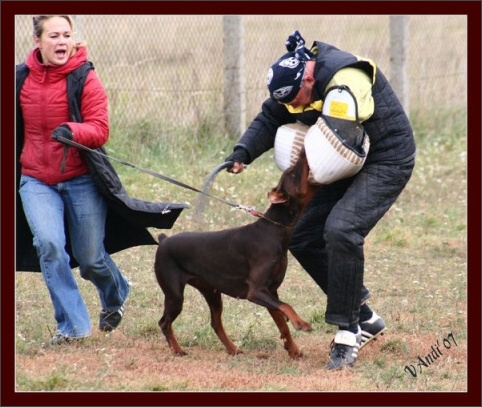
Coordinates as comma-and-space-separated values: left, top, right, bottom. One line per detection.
16, 62, 188, 272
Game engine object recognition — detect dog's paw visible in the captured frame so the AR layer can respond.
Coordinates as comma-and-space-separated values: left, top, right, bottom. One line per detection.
301, 321, 313, 332
227, 348, 244, 356
293, 319, 313, 331
289, 350, 304, 359
285, 343, 303, 359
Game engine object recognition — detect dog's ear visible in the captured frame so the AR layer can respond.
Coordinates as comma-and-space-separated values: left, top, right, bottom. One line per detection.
268, 189, 288, 204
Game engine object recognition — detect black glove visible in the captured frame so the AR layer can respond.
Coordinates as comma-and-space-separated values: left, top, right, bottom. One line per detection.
285, 30, 314, 61
51, 124, 73, 143
224, 147, 250, 165
285, 30, 305, 52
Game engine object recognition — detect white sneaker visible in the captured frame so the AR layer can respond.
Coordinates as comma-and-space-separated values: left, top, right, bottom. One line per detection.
326, 327, 362, 370
359, 311, 386, 349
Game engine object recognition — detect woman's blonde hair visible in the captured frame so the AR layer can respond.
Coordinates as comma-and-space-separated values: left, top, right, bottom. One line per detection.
32, 15, 73, 37
32, 15, 87, 53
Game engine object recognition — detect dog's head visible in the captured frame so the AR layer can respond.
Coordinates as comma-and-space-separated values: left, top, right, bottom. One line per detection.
268, 147, 318, 208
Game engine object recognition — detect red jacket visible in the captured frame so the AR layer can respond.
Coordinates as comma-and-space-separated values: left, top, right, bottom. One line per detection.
16, 53, 188, 272
19, 46, 109, 185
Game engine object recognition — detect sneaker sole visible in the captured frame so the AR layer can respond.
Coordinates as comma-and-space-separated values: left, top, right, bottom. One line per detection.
359, 326, 386, 349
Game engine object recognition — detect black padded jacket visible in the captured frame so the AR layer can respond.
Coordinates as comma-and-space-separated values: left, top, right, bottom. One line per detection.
234, 41, 416, 166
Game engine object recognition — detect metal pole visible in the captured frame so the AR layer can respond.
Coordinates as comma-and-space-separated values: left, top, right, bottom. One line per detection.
390, 15, 409, 117
222, 15, 246, 139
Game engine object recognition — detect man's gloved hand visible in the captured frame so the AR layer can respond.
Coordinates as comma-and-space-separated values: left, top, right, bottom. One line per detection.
285, 30, 305, 52
51, 124, 73, 143
285, 30, 314, 61
224, 147, 250, 174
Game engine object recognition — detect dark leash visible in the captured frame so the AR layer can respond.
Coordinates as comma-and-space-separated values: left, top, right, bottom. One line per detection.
191, 165, 293, 229
57, 136, 268, 218
192, 161, 234, 222
58, 137, 294, 228
191, 159, 294, 229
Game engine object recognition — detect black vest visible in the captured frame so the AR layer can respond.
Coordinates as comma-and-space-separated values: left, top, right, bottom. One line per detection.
311, 42, 416, 164
16, 62, 187, 272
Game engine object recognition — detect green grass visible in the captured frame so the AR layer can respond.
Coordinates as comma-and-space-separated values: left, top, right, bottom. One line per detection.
15, 105, 467, 392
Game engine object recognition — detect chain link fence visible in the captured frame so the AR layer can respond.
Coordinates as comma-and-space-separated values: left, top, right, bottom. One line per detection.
15, 15, 466, 139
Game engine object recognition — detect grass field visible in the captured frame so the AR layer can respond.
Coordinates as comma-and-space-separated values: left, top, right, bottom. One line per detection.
15, 107, 468, 393
12, 12, 470, 398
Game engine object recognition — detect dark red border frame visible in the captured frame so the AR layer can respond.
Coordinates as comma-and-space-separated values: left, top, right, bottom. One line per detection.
2, 2, 480, 406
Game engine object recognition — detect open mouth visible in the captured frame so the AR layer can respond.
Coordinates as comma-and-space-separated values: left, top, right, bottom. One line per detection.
55, 49, 67, 58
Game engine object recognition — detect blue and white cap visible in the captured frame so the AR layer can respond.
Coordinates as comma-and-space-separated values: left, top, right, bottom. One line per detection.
266, 30, 314, 104
267, 52, 305, 103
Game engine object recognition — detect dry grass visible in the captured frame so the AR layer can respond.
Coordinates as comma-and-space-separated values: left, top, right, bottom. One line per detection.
15, 129, 468, 393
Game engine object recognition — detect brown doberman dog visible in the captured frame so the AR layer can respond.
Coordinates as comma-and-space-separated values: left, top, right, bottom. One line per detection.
154, 148, 318, 358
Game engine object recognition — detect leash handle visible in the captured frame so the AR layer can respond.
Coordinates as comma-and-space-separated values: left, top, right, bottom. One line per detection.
192, 161, 236, 222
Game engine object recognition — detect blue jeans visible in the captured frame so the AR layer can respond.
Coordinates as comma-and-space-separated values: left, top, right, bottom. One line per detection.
19, 174, 130, 338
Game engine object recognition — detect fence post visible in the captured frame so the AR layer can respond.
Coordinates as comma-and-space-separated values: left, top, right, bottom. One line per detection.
389, 15, 409, 118
222, 15, 246, 139
72, 15, 84, 42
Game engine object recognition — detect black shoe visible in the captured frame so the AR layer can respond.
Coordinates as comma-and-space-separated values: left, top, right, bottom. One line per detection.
50, 333, 85, 345
359, 311, 386, 349
326, 328, 362, 370
99, 306, 125, 332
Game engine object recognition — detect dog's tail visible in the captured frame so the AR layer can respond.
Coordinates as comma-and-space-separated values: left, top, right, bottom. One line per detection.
158, 233, 168, 244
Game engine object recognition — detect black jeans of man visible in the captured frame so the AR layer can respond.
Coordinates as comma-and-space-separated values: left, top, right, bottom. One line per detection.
289, 159, 415, 329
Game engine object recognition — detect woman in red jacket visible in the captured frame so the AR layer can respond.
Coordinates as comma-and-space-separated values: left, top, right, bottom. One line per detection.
18, 15, 129, 344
